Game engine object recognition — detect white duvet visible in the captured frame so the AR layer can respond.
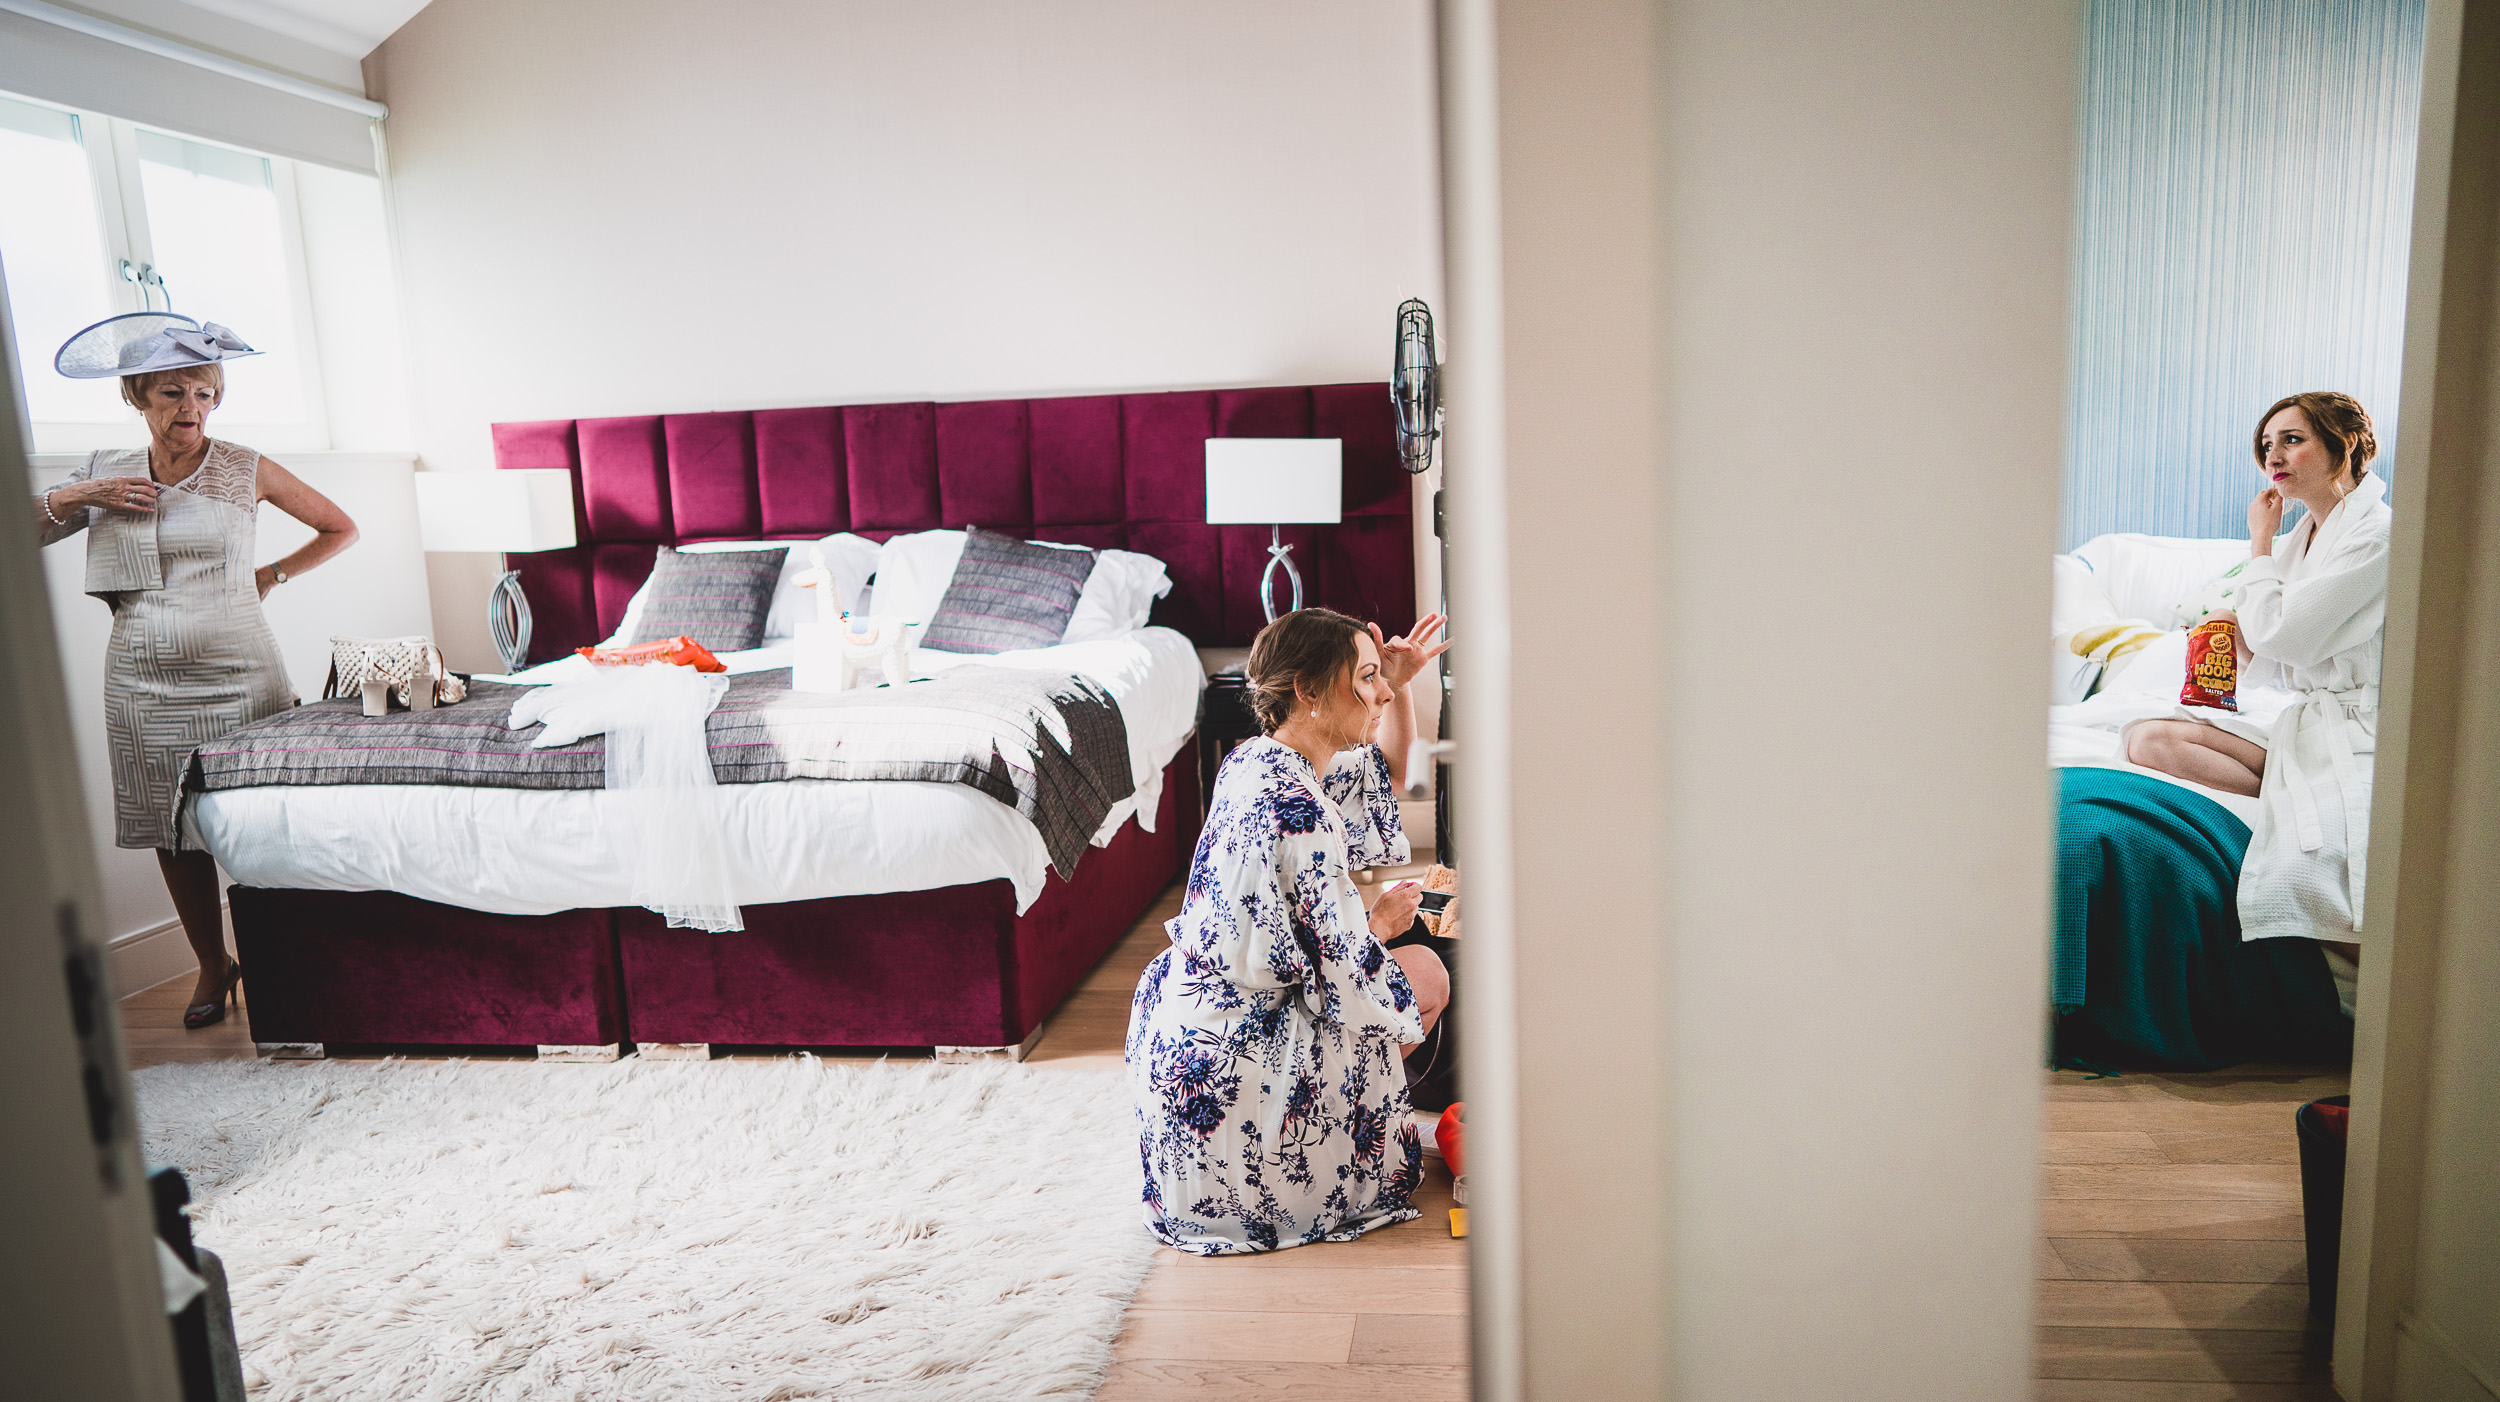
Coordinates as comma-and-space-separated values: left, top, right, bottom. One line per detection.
2046, 627, 2271, 826
188, 627, 1207, 916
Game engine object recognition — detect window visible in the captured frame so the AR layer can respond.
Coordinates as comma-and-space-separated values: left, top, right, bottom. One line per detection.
0, 96, 121, 426
0, 90, 327, 451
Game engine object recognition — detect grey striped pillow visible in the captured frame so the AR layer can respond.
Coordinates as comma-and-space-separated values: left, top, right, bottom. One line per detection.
628, 545, 787, 651
921, 528, 1096, 654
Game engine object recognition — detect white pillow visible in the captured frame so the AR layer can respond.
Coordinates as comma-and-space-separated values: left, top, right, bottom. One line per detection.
2069, 533, 2249, 629
600, 534, 878, 649
2048, 555, 2121, 705
763, 534, 880, 639
868, 529, 1172, 643
2050, 554, 2118, 637
2094, 627, 2189, 700
2172, 555, 2260, 628
865, 530, 968, 626
1062, 548, 1173, 643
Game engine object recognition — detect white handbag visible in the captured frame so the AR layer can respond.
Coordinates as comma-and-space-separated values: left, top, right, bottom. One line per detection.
324, 635, 468, 715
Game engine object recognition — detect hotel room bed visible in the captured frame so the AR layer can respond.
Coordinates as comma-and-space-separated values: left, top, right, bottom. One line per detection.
2046, 534, 2351, 1073
197, 381, 1418, 1059
190, 630, 1204, 917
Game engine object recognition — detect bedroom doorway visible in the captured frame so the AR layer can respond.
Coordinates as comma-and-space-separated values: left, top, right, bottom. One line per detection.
2037, 3, 2500, 1398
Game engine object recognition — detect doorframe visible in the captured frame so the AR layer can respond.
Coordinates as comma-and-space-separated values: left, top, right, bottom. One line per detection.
1435, 4, 1524, 1398
2336, 0, 2500, 1396
0, 256, 185, 1395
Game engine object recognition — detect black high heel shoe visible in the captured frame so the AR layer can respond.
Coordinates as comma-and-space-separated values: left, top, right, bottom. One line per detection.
183, 957, 243, 1031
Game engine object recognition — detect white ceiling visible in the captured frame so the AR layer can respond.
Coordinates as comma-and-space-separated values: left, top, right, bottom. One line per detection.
172, 0, 433, 58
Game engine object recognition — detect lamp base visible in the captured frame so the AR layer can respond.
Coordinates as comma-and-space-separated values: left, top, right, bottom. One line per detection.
1258, 524, 1304, 624
488, 568, 533, 673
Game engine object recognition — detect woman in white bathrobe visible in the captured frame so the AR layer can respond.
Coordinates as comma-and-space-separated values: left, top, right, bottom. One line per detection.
2126, 392, 2390, 970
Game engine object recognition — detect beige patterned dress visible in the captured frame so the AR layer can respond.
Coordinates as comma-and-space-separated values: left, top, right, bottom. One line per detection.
41, 441, 295, 848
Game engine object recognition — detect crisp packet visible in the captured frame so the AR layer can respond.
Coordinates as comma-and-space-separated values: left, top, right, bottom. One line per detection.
575, 636, 726, 672
2180, 618, 2238, 711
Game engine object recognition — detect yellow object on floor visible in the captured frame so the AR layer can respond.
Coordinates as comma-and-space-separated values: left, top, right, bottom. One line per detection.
1449, 1207, 1468, 1238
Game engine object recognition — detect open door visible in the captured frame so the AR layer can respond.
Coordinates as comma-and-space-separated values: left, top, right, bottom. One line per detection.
0, 256, 185, 1391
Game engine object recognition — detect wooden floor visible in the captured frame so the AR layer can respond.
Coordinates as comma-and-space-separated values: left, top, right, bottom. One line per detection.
124, 883, 2344, 1401
2036, 1062, 2347, 1401
1027, 865, 1471, 1401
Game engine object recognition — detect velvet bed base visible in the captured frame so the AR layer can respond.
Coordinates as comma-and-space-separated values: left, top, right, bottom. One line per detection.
230, 745, 1197, 1054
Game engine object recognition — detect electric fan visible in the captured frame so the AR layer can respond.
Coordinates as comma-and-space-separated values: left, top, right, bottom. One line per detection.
1393, 298, 1440, 473
1391, 299, 1457, 857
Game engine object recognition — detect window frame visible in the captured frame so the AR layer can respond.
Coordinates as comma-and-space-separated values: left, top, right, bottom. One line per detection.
6, 91, 332, 455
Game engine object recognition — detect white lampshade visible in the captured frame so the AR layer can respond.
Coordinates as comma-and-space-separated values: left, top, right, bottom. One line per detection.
1205, 439, 1343, 524
414, 470, 579, 553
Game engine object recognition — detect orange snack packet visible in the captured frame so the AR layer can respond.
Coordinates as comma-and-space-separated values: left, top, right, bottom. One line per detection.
575, 636, 726, 672
2181, 619, 2238, 711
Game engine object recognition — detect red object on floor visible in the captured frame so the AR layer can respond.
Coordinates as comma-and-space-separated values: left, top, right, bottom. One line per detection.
2313, 1100, 2350, 1141
1437, 1103, 1466, 1179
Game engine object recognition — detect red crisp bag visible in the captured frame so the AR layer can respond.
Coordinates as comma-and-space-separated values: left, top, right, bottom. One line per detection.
2181, 618, 2238, 711
575, 636, 726, 672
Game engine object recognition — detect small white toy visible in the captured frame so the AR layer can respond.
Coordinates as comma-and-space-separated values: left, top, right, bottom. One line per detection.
790, 545, 836, 623
841, 614, 914, 692
790, 546, 916, 692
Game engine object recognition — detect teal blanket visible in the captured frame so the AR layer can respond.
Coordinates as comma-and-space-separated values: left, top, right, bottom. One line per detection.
2052, 767, 2350, 1072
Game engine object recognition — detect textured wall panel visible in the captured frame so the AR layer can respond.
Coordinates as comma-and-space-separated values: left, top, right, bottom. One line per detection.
500, 384, 1409, 648
2065, 0, 2426, 546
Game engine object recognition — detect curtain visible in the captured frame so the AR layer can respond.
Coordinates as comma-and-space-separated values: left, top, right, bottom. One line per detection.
2063, 0, 2426, 547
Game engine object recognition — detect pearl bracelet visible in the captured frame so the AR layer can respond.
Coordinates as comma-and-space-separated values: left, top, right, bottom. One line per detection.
39, 489, 64, 527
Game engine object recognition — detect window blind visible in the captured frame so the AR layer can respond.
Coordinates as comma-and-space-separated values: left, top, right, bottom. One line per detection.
0, 4, 379, 175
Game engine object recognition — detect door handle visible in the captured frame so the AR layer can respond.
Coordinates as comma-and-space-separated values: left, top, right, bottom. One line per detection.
1402, 739, 1456, 800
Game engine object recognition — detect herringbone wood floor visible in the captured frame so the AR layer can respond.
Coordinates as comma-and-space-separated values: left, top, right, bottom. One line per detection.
123, 875, 2343, 1400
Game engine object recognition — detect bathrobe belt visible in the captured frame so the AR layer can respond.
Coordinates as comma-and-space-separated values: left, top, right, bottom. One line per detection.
2267, 683, 2377, 928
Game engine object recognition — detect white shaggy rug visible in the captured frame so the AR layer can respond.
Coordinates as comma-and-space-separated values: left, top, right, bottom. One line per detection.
135, 1057, 1157, 1401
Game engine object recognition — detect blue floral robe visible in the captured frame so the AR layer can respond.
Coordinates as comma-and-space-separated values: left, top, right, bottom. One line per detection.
1127, 736, 1425, 1254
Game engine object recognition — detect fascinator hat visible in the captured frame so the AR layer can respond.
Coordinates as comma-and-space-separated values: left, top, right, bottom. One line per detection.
55, 312, 258, 378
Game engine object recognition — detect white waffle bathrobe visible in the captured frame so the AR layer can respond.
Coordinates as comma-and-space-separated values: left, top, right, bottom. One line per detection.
2231, 470, 2393, 944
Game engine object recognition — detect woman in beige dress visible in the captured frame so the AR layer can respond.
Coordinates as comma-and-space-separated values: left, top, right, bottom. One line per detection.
34, 314, 357, 1028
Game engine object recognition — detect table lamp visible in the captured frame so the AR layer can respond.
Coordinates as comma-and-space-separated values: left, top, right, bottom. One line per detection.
1205, 438, 1342, 622
413, 469, 580, 672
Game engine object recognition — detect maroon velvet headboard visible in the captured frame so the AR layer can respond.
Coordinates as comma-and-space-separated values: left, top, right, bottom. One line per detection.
490, 383, 1414, 662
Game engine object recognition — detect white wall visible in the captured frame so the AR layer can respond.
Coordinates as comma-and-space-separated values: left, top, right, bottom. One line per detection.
29, 452, 432, 994
1645, 2, 2075, 1386
1449, 0, 2076, 1395
363, 0, 1444, 669
297, 163, 414, 451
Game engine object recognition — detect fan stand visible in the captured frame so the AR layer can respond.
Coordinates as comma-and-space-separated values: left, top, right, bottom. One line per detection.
1393, 297, 1454, 858
1258, 524, 1304, 623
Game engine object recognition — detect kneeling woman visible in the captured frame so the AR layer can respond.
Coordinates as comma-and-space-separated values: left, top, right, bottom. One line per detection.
2126, 391, 2390, 972
1129, 608, 1451, 1254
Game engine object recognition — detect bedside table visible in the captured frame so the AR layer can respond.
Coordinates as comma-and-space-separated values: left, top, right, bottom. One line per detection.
1199, 671, 1259, 807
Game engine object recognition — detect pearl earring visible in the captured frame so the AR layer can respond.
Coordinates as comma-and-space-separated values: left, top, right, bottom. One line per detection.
1311, 709, 1320, 719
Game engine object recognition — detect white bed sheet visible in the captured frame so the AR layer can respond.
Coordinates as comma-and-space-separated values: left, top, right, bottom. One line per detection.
189, 627, 1206, 915
2049, 688, 2264, 826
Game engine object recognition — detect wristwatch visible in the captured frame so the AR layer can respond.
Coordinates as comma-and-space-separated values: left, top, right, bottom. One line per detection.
270, 567, 289, 585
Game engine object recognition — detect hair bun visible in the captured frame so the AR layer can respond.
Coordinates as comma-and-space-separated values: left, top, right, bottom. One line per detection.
1243, 608, 1368, 736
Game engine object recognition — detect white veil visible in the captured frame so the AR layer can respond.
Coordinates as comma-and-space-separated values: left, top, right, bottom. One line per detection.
513, 662, 743, 932
605, 664, 741, 932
